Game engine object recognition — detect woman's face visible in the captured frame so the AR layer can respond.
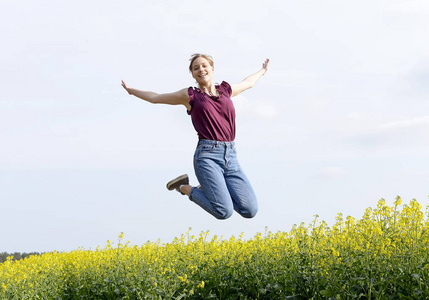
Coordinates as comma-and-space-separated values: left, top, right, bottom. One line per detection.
191, 57, 214, 85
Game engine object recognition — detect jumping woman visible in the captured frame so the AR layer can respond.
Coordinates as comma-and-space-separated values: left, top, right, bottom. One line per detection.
121, 54, 269, 220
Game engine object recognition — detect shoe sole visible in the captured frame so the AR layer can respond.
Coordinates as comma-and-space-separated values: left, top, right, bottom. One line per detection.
166, 174, 189, 191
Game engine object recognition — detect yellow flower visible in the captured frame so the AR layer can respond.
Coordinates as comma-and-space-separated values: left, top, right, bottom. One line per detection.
178, 274, 188, 283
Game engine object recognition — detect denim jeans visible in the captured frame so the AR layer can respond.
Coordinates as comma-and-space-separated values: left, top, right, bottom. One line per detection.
189, 140, 258, 219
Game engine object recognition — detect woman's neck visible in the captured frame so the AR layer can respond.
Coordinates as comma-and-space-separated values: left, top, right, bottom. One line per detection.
198, 83, 217, 96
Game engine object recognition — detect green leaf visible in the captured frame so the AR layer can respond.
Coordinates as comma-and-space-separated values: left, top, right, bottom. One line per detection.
175, 293, 187, 300
411, 273, 420, 280
320, 289, 334, 297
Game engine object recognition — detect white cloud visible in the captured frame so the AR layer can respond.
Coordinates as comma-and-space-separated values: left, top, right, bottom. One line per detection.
338, 114, 429, 151
233, 95, 279, 121
380, 116, 429, 130
388, 0, 429, 15
319, 166, 348, 179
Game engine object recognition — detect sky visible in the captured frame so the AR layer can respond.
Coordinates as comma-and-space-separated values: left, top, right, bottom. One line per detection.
1, 0, 429, 253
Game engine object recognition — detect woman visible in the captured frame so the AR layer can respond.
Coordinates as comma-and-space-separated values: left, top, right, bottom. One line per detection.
121, 54, 269, 219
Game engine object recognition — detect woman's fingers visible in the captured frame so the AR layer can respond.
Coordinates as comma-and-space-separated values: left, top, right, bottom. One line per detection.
263, 58, 270, 70
121, 80, 131, 94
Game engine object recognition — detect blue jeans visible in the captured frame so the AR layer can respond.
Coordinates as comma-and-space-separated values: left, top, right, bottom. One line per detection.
189, 140, 258, 219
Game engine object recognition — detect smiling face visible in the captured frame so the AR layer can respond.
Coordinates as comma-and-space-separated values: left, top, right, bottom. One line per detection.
191, 56, 214, 86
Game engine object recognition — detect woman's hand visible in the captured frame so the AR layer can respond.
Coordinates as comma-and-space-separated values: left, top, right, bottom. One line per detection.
120, 80, 190, 109
121, 80, 131, 94
262, 58, 270, 75
230, 58, 270, 97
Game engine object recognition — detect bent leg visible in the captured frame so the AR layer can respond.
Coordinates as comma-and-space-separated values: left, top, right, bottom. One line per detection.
226, 169, 258, 218
189, 144, 234, 219
225, 145, 258, 218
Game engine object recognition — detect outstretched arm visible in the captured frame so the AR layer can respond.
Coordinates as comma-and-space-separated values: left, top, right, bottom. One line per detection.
230, 59, 269, 97
121, 80, 191, 110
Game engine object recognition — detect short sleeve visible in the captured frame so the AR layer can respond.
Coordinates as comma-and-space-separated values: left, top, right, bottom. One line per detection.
219, 81, 232, 97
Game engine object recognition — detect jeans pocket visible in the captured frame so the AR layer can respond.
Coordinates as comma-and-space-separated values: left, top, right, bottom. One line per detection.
198, 144, 216, 154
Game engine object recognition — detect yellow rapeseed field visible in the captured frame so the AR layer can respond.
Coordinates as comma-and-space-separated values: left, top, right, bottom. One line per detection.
1, 197, 428, 299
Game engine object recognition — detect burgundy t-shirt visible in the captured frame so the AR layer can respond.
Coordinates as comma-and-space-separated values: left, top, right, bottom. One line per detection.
187, 81, 235, 142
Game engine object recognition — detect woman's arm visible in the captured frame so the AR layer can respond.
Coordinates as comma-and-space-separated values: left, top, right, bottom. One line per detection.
230, 59, 269, 97
121, 80, 191, 110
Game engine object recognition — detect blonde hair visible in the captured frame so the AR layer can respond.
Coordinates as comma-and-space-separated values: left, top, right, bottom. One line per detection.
189, 53, 214, 72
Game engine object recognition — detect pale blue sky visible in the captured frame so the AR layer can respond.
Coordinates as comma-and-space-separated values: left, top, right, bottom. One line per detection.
1, 0, 429, 252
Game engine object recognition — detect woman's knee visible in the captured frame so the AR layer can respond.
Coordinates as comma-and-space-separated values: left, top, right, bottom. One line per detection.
214, 206, 234, 220
240, 206, 258, 219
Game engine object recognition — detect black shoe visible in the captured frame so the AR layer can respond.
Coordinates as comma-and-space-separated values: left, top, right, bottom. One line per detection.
166, 174, 189, 195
